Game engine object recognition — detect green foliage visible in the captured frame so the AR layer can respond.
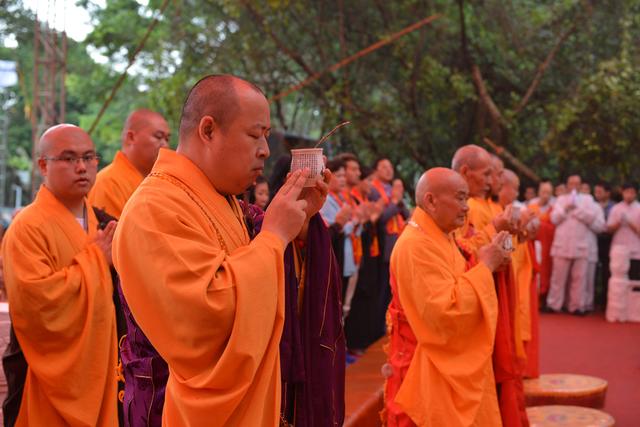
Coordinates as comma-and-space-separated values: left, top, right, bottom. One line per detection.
2, 0, 640, 206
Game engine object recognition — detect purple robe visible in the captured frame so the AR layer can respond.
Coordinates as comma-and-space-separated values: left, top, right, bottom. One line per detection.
117, 207, 345, 426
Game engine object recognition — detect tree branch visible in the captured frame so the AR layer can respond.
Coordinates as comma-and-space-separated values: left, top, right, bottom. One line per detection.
512, 24, 577, 116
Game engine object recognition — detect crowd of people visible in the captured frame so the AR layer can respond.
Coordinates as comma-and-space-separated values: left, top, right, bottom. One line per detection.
0, 73, 638, 427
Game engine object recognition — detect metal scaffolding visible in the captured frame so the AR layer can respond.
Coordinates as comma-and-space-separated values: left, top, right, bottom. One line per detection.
30, 4, 67, 196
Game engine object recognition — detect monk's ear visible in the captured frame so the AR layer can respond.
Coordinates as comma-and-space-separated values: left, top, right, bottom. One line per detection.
37, 157, 48, 179
459, 164, 469, 179
424, 192, 436, 211
197, 116, 217, 145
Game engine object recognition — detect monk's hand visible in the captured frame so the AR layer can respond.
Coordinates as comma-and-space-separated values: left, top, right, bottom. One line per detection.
263, 169, 309, 245
95, 220, 117, 265
492, 204, 517, 233
299, 168, 331, 220
478, 231, 512, 272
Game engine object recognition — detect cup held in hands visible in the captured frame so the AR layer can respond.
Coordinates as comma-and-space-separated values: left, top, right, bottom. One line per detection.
290, 148, 324, 187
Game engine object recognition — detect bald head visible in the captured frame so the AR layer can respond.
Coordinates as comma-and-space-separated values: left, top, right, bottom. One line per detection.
178, 74, 265, 140
123, 109, 167, 138
39, 124, 93, 157
498, 169, 520, 207
451, 145, 493, 198
451, 144, 491, 172
120, 108, 170, 176
502, 169, 520, 189
416, 167, 469, 233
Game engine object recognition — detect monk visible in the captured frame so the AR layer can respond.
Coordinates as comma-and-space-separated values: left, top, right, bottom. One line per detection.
528, 180, 555, 302
385, 167, 511, 426
113, 75, 334, 426
452, 144, 529, 427
89, 109, 170, 218
499, 169, 540, 378
2, 124, 119, 426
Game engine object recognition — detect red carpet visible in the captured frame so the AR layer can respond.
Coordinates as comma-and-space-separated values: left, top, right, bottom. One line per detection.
539, 312, 640, 426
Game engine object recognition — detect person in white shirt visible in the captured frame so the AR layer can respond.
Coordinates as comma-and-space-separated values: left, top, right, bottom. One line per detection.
547, 174, 605, 314
605, 183, 640, 322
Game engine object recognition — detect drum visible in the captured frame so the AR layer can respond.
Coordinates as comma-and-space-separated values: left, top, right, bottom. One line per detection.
524, 374, 608, 408
527, 405, 615, 427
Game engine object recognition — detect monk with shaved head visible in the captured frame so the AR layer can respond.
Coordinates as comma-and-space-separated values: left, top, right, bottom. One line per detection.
452, 145, 531, 427
385, 167, 510, 427
2, 124, 119, 426
112, 74, 338, 426
499, 169, 541, 378
89, 109, 170, 218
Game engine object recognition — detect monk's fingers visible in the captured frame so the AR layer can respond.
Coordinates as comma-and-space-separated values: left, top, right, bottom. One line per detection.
295, 199, 308, 212
278, 169, 304, 197
321, 168, 332, 185
284, 169, 309, 200
314, 175, 329, 197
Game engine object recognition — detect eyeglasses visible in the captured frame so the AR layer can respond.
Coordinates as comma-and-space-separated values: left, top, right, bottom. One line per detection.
43, 153, 100, 166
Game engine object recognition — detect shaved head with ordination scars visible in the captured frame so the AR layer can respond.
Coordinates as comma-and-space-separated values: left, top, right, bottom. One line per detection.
451, 144, 493, 198
415, 167, 469, 233
38, 124, 98, 214
177, 74, 271, 196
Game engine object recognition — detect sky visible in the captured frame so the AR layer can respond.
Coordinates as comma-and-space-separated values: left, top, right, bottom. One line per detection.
22, 0, 105, 42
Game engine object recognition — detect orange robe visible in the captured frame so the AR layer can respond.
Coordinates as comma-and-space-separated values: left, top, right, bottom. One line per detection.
457, 197, 529, 427
2, 185, 118, 426
88, 150, 143, 219
524, 241, 540, 379
112, 148, 286, 426
528, 203, 555, 296
388, 207, 501, 427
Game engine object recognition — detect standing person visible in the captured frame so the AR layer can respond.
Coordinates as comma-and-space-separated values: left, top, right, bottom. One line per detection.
580, 182, 592, 195
337, 153, 366, 317
594, 181, 615, 308
529, 180, 556, 303
523, 186, 537, 205
385, 167, 510, 427
499, 170, 540, 379
370, 158, 408, 336
2, 125, 119, 426
89, 109, 170, 219
320, 158, 360, 313
344, 166, 385, 353
451, 145, 529, 427
547, 175, 605, 314
605, 183, 640, 322
555, 184, 567, 198
113, 75, 334, 426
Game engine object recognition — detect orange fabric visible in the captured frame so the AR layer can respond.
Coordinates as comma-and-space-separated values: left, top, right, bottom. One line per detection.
512, 242, 533, 343
351, 187, 380, 258
387, 208, 501, 427
2, 185, 118, 426
457, 198, 529, 427
528, 203, 555, 295
372, 179, 406, 235
88, 150, 144, 219
384, 274, 417, 427
113, 149, 286, 426
454, 197, 497, 254
524, 241, 540, 379
339, 189, 363, 265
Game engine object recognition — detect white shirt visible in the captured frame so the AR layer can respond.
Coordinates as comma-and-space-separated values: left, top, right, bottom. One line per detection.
550, 192, 605, 261
607, 200, 640, 258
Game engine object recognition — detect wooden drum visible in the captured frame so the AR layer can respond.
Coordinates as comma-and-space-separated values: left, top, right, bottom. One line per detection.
524, 374, 608, 408
527, 405, 615, 427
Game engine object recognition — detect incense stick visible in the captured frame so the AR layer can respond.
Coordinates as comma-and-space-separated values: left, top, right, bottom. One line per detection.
314, 121, 351, 148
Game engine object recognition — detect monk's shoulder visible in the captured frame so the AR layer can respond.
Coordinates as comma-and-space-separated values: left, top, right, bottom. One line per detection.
121, 176, 204, 228
3, 204, 50, 248
393, 227, 439, 260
